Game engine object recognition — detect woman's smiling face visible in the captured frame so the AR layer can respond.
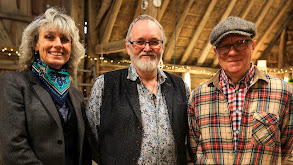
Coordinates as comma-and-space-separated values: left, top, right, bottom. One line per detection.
35, 26, 71, 69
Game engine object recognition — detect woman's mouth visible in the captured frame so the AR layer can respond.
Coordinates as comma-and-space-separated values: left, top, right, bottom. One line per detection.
49, 52, 63, 56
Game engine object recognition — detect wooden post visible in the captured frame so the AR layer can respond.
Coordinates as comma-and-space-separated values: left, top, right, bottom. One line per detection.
70, 0, 85, 43
278, 29, 286, 69
70, 0, 84, 89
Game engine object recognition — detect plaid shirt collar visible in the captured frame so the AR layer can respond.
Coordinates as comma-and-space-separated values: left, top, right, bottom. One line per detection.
220, 64, 256, 89
127, 64, 167, 85
207, 64, 269, 88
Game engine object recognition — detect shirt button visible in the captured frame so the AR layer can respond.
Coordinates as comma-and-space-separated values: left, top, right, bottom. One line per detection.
235, 90, 239, 94
132, 158, 136, 163
57, 140, 63, 145
136, 141, 140, 146
235, 130, 240, 135
137, 125, 142, 129
230, 151, 234, 156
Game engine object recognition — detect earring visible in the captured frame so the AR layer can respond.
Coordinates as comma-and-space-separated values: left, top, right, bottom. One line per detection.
34, 50, 38, 55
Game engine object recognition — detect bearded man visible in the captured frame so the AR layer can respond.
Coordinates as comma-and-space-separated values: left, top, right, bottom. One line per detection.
85, 14, 191, 165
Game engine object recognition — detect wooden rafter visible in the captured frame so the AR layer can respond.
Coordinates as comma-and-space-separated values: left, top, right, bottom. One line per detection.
255, 0, 273, 27
179, 0, 217, 65
252, 0, 292, 63
240, 0, 255, 19
157, 0, 170, 21
258, 12, 293, 62
195, 0, 237, 66
0, 12, 34, 22
95, 40, 125, 54
133, 0, 143, 21
0, 21, 13, 45
101, 0, 123, 43
278, 29, 286, 68
95, 0, 112, 28
163, 0, 195, 62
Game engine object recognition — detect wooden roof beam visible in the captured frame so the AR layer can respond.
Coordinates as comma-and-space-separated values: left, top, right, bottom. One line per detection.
278, 29, 286, 68
163, 0, 195, 62
101, 0, 123, 43
0, 12, 34, 22
240, 0, 255, 19
179, 0, 217, 65
195, 0, 237, 66
95, 40, 125, 55
157, 0, 170, 21
254, 0, 273, 27
252, 0, 292, 63
95, 0, 112, 28
133, 0, 143, 21
0, 21, 13, 45
258, 12, 293, 62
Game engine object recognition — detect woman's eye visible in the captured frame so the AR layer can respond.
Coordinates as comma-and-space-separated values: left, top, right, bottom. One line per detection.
45, 35, 54, 40
61, 37, 69, 43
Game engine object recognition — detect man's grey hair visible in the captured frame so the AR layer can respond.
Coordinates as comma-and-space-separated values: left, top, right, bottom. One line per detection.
125, 14, 166, 44
19, 7, 85, 76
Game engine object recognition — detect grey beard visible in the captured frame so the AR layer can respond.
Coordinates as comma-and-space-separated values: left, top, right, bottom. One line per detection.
134, 59, 158, 72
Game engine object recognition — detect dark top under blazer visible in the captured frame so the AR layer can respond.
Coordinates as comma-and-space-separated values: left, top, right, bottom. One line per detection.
0, 70, 91, 165
98, 68, 188, 165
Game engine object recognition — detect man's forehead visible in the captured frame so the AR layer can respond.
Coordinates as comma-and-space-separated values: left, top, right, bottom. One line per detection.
130, 20, 161, 39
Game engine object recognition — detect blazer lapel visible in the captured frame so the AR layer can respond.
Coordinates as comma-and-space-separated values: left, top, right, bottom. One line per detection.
28, 71, 62, 127
68, 88, 84, 154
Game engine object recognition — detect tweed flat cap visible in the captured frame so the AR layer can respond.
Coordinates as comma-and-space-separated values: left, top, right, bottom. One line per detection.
210, 16, 257, 46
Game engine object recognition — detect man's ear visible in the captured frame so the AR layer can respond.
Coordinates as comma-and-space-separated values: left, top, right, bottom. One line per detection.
213, 47, 218, 54
125, 40, 131, 56
252, 40, 257, 50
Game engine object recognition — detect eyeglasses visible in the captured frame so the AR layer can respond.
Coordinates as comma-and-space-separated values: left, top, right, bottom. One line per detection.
216, 40, 252, 55
128, 40, 164, 49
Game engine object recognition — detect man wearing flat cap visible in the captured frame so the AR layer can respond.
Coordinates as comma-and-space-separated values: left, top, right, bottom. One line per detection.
188, 16, 293, 164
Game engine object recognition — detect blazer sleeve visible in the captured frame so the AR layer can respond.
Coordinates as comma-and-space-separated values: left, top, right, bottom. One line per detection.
0, 72, 43, 165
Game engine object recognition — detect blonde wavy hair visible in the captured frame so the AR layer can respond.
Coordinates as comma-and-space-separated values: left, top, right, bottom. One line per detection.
19, 7, 85, 76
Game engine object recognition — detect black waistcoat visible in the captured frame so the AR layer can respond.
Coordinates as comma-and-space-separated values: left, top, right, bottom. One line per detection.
99, 68, 188, 165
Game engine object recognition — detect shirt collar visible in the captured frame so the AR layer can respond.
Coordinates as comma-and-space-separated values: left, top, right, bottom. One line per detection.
208, 63, 269, 87
127, 64, 167, 84
220, 63, 256, 87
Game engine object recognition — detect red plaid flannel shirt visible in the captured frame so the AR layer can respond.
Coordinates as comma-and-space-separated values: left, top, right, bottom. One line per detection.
188, 66, 293, 164
219, 65, 255, 149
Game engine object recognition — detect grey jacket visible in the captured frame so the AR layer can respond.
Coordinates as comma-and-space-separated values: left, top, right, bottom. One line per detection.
0, 70, 91, 165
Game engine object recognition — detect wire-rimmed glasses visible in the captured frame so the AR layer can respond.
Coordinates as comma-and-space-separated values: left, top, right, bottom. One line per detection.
128, 40, 164, 49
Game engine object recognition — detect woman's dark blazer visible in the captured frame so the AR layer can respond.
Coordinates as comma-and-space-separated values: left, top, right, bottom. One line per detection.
0, 70, 91, 165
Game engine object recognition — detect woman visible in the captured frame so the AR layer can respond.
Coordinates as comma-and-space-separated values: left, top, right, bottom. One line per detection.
0, 7, 91, 165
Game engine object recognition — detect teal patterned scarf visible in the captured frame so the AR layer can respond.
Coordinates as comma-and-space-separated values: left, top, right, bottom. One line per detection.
32, 59, 71, 106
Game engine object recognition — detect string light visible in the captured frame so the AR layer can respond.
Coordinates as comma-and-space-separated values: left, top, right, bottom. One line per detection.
0, 47, 21, 56
1, 46, 289, 76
